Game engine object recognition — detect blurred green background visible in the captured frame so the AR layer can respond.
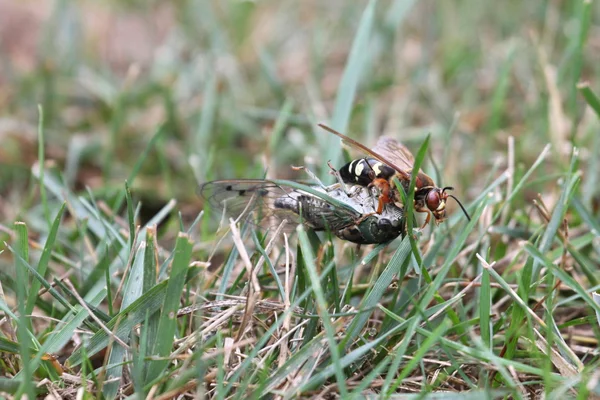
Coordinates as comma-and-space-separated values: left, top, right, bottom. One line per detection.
2, 0, 597, 228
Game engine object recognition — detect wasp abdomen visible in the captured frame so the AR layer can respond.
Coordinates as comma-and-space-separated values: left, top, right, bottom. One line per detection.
339, 158, 395, 186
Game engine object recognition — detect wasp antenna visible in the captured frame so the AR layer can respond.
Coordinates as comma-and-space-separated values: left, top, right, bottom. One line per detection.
448, 194, 471, 221
442, 186, 454, 192
362, 157, 378, 179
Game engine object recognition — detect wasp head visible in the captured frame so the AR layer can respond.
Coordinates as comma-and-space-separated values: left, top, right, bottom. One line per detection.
425, 186, 471, 224
425, 187, 451, 224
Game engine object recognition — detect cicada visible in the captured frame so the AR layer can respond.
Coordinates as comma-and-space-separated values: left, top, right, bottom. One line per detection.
319, 124, 470, 227
200, 179, 405, 245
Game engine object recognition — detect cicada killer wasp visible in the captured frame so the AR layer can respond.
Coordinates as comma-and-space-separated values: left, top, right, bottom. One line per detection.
319, 124, 471, 228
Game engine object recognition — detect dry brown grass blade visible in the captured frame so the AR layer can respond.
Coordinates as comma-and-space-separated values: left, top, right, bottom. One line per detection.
64, 280, 130, 351
229, 218, 260, 343
532, 328, 580, 378
278, 232, 293, 369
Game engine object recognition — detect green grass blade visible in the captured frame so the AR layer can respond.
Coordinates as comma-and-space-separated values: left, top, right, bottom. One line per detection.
479, 265, 492, 349
0, 377, 25, 395
268, 98, 294, 153
417, 199, 489, 313
323, 0, 377, 174
297, 224, 348, 396
103, 240, 147, 399
341, 236, 411, 348
37, 104, 51, 228
67, 280, 169, 367
26, 290, 106, 376
32, 166, 119, 240
298, 316, 414, 393
524, 244, 600, 318
387, 318, 452, 394
8, 243, 77, 318
572, 198, 600, 237
142, 226, 161, 383
567, 0, 592, 118
125, 181, 135, 250
146, 233, 194, 382
532, 149, 580, 279
113, 124, 166, 212
594, 293, 600, 330
194, 65, 218, 182
384, 0, 416, 31
13, 222, 35, 399
578, 82, 600, 118
402, 134, 429, 266
574, 83, 600, 206
486, 44, 516, 134
251, 230, 285, 301
25, 203, 65, 316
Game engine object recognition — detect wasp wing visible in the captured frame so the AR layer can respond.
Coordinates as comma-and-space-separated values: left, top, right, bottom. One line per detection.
318, 124, 411, 180
372, 135, 438, 188
319, 124, 437, 188
371, 136, 416, 172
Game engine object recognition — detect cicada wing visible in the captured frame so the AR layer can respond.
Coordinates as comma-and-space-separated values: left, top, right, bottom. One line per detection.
200, 179, 297, 228
199, 179, 362, 233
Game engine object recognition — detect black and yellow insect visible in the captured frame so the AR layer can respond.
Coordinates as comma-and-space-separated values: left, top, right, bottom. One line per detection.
321, 124, 470, 227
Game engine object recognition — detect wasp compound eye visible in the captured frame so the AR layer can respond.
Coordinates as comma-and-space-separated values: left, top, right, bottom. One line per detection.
426, 190, 441, 212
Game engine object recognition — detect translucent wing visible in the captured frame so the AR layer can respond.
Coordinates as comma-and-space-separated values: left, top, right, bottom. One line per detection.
318, 124, 411, 180
319, 124, 436, 187
372, 136, 436, 187
372, 136, 415, 172
201, 179, 407, 244
200, 179, 285, 223
199, 179, 361, 232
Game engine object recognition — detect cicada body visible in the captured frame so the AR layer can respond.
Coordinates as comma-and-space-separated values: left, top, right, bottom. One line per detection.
200, 179, 405, 245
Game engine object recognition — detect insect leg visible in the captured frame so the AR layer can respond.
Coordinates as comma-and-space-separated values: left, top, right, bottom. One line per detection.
366, 184, 379, 210
368, 178, 391, 214
376, 197, 384, 214
326, 160, 353, 195
291, 165, 328, 189
362, 159, 383, 207
419, 211, 432, 229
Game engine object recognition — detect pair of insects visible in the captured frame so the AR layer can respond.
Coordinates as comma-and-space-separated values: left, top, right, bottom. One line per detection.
200, 124, 470, 245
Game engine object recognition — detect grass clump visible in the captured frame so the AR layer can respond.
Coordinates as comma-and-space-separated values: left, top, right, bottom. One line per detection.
1, 1, 600, 398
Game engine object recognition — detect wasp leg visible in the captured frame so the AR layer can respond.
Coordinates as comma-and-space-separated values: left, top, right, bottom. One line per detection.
344, 183, 364, 199
377, 197, 385, 214
327, 160, 354, 195
291, 165, 328, 189
418, 210, 432, 229
368, 179, 391, 215
365, 184, 383, 213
